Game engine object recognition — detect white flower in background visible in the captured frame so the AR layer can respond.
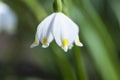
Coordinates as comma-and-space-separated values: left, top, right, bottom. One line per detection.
31, 12, 83, 52
0, 2, 17, 34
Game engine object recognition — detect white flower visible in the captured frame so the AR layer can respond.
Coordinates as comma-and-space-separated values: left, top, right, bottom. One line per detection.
31, 12, 83, 52
0, 2, 17, 34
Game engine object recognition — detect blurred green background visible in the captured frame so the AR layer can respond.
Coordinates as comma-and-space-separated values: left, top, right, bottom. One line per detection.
0, 0, 120, 80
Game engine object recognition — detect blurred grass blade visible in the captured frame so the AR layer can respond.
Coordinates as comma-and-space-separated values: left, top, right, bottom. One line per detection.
107, 0, 120, 26
22, 0, 47, 21
71, 0, 120, 79
74, 47, 88, 80
81, 22, 119, 80
52, 44, 76, 80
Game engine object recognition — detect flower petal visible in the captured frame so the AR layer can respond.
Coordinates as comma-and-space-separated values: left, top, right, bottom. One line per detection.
62, 46, 68, 52
30, 33, 39, 48
42, 33, 53, 48
68, 44, 73, 50
61, 39, 69, 52
37, 13, 55, 41
75, 35, 83, 47
53, 12, 79, 51
31, 13, 55, 48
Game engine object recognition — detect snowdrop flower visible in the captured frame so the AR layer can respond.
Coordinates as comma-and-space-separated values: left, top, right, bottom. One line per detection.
0, 2, 17, 34
31, 12, 83, 52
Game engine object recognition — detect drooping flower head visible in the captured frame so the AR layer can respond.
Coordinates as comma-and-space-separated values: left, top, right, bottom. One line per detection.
30, 0, 83, 52
31, 12, 83, 52
0, 2, 17, 34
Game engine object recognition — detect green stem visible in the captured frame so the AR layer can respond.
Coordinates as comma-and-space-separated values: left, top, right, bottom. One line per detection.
53, 0, 62, 12
74, 47, 87, 80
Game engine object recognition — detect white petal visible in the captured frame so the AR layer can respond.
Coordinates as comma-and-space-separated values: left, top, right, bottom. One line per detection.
41, 33, 53, 48
30, 42, 39, 48
75, 35, 83, 47
53, 12, 79, 49
30, 33, 39, 48
68, 44, 73, 50
37, 13, 55, 41
62, 46, 68, 52
31, 13, 55, 48
42, 43, 49, 48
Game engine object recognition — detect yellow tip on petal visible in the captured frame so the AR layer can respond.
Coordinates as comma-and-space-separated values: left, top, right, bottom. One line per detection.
34, 39, 37, 44
78, 39, 81, 44
62, 39, 68, 47
42, 38, 47, 45
30, 39, 39, 48
77, 39, 83, 47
